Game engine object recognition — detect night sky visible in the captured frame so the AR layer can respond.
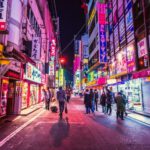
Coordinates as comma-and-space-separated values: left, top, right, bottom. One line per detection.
55, 0, 86, 81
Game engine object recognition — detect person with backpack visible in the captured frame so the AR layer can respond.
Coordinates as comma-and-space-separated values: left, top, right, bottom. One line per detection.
84, 89, 90, 114
57, 87, 67, 119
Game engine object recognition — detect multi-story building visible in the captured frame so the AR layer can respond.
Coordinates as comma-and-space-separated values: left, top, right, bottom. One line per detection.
0, 0, 57, 117
106, 0, 150, 114
86, 0, 107, 89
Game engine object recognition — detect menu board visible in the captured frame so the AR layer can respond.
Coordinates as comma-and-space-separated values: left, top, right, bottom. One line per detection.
116, 49, 127, 74
126, 43, 136, 72
119, 18, 126, 47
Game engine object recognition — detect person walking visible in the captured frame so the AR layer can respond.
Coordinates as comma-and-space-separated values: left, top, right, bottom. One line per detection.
115, 92, 125, 120
106, 88, 113, 115
89, 89, 95, 113
57, 87, 66, 119
94, 89, 99, 111
84, 89, 90, 114
45, 87, 51, 110
120, 90, 128, 116
66, 89, 71, 103
100, 91, 107, 113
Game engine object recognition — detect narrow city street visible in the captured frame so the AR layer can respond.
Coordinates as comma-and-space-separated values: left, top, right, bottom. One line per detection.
0, 97, 150, 150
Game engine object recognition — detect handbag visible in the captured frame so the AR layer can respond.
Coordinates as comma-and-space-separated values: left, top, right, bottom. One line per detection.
65, 102, 68, 114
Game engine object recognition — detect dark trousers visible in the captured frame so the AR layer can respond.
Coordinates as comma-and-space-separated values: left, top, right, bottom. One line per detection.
107, 104, 112, 115
95, 100, 98, 111
117, 111, 124, 120
45, 101, 50, 110
67, 96, 70, 102
59, 101, 65, 116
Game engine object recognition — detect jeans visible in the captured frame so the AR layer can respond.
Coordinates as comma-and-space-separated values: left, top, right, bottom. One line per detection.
95, 100, 98, 111
102, 106, 106, 113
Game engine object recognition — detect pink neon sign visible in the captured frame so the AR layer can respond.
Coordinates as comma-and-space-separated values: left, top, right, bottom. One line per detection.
50, 38, 56, 57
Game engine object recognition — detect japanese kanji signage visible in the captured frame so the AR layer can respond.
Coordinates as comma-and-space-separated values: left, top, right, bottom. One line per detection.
31, 37, 41, 60
50, 38, 56, 58
49, 61, 54, 76
0, 0, 7, 31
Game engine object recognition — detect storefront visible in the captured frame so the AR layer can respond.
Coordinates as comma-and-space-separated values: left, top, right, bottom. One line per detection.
22, 63, 42, 109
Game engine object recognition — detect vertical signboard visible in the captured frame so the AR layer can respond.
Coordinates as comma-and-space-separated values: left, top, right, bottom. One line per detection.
125, 8, 134, 43
49, 61, 54, 76
59, 69, 64, 87
31, 37, 41, 60
0, 0, 7, 31
50, 38, 56, 58
119, 18, 126, 47
97, 2, 107, 63
114, 25, 119, 51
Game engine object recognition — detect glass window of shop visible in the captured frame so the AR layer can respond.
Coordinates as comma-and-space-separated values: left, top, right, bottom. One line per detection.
118, 79, 143, 111
142, 78, 150, 113
30, 84, 39, 106
22, 82, 28, 109
118, 0, 123, 18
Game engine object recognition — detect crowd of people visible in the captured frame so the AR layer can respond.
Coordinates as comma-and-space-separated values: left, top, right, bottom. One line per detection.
42, 87, 71, 119
84, 87, 128, 120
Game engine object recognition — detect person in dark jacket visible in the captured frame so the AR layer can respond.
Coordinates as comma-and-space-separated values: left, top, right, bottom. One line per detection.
115, 92, 125, 120
100, 91, 107, 113
84, 89, 90, 114
89, 89, 95, 113
57, 87, 66, 119
106, 88, 113, 115
94, 89, 99, 111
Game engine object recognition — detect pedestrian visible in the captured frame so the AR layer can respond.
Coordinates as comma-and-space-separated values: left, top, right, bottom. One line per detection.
57, 86, 66, 119
45, 87, 51, 110
120, 90, 128, 116
42, 88, 47, 108
84, 89, 90, 114
94, 89, 99, 111
100, 91, 107, 113
89, 89, 95, 113
66, 89, 71, 103
115, 92, 125, 120
106, 88, 113, 115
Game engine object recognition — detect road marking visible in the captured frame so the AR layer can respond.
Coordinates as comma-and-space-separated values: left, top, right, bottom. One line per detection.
0, 110, 45, 148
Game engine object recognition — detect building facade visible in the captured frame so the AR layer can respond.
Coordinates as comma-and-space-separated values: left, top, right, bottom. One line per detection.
0, 0, 57, 117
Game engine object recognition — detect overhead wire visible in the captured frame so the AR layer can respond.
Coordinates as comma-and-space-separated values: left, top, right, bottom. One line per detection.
61, 23, 86, 53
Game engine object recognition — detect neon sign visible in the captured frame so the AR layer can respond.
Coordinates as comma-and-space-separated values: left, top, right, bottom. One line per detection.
50, 38, 56, 57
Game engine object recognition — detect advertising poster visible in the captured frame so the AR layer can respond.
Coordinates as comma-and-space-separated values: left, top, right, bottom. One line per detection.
125, 8, 134, 43
109, 57, 116, 76
0, 79, 9, 117
59, 69, 64, 87
116, 49, 127, 74
138, 38, 148, 58
49, 61, 54, 76
126, 43, 136, 72
119, 18, 126, 46
114, 25, 119, 50
50, 38, 56, 58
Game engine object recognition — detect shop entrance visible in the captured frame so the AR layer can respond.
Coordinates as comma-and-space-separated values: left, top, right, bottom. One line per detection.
7, 80, 16, 115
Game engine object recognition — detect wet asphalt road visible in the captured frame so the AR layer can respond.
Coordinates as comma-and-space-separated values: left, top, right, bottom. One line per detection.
0, 97, 150, 150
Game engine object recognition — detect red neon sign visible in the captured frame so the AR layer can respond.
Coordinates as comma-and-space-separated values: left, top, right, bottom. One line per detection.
50, 39, 56, 57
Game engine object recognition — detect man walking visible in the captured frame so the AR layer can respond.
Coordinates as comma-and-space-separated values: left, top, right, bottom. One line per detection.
57, 87, 66, 119
94, 89, 99, 111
